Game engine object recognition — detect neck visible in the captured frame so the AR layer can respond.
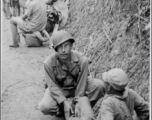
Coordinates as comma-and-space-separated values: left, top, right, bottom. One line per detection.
107, 87, 124, 96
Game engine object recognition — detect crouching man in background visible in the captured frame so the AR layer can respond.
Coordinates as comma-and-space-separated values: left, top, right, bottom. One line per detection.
38, 30, 105, 120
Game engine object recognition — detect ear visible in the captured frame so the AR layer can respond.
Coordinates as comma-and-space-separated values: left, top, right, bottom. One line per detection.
70, 43, 73, 51
107, 84, 112, 92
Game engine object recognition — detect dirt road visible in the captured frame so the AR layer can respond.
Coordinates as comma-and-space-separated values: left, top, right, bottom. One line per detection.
1, 13, 55, 120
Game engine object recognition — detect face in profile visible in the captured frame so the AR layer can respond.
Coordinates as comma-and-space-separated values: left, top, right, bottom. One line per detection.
56, 40, 73, 60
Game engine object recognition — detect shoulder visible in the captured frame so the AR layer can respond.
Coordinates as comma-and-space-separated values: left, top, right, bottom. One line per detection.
26, 0, 35, 9
29, 0, 35, 5
102, 96, 115, 106
127, 88, 139, 97
72, 50, 90, 63
100, 97, 115, 112
126, 88, 143, 102
102, 95, 124, 108
44, 52, 57, 66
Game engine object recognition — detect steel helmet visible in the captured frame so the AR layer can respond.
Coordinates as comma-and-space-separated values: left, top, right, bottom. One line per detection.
52, 30, 75, 51
102, 68, 129, 91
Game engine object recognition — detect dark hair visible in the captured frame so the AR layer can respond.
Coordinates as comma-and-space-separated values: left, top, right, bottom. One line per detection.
108, 86, 125, 96
55, 39, 74, 51
68, 39, 75, 44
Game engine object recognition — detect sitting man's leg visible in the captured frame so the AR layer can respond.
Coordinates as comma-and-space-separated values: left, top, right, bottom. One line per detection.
34, 31, 48, 42
9, 17, 23, 47
86, 76, 105, 107
38, 88, 60, 115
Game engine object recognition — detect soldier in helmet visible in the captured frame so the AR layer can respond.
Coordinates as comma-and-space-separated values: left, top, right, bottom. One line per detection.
38, 30, 105, 120
94, 68, 149, 120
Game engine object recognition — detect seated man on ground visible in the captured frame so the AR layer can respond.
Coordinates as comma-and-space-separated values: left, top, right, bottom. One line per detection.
38, 30, 105, 120
23, 1, 62, 48
93, 68, 149, 120
33, 5, 61, 48
9, 0, 47, 48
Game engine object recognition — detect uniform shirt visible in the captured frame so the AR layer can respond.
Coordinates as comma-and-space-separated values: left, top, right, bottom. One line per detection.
24, 0, 47, 32
44, 50, 90, 104
97, 88, 149, 120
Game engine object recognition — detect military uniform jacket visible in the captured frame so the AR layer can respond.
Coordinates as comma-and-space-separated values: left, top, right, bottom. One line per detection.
44, 50, 90, 104
97, 88, 149, 120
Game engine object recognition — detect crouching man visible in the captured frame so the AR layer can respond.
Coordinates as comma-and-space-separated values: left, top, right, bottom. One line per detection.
9, 0, 47, 48
38, 30, 105, 120
94, 68, 149, 120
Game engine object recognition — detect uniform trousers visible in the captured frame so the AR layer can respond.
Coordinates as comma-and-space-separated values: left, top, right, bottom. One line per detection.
38, 78, 105, 120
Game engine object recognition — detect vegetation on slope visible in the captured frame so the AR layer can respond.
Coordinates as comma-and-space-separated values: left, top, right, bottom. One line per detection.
66, 0, 150, 101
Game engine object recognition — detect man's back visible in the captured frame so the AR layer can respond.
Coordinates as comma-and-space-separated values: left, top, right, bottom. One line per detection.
96, 88, 149, 120
24, 0, 47, 32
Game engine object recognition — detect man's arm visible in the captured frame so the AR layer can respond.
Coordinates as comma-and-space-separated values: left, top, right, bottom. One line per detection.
44, 61, 74, 120
42, 30, 50, 40
52, 24, 59, 34
24, 1, 33, 20
44, 61, 66, 104
132, 90, 149, 120
49, 24, 59, 48
34, 31, 49, 42
75, 56, 90, 99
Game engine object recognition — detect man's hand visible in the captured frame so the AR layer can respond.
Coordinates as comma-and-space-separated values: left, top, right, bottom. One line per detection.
63, 100, 74, 120
75, 103, 80, 117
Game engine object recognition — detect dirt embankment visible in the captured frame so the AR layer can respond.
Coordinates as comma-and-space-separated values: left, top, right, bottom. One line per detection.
1, 13, 55, 120
66, 0, 150, 101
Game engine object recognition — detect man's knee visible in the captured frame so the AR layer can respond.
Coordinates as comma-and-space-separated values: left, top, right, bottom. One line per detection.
38, 101, 58, 115
38, 88, 58, 115
78, 97, 94, 120
38, 102, 49, 113
91, 78, 105, 91
89, 78, 105, 101
10, 17, 20, 25
79, 96, 91, 107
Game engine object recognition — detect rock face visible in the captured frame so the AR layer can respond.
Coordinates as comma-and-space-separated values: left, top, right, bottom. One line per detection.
66, 0, 150, 101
